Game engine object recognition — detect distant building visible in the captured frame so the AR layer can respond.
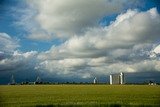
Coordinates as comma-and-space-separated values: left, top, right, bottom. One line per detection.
34, 76, 42, 84
9, 75, 16, 85
110, 72, 124, 85
93, 77, 98, 84
148, 80, 157, 85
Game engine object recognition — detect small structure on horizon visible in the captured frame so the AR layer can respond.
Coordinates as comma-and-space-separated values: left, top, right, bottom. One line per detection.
93, 77, 98, 84
34, 76, 42, 84
110, 72, 124, 85
148, 80, 157, 85
9, 75, 16, 85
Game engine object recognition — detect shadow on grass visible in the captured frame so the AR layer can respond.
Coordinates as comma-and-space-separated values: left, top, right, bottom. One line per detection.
35, 104, 157, 107
35, 104, 121, 107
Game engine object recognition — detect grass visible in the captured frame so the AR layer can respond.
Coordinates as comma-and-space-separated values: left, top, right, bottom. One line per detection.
0, 85, 160, 107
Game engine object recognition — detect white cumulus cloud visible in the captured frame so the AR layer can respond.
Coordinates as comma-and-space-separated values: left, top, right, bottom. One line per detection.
0, 33, 19, 52
36, 8, 160, 79
20, 0, 132, 40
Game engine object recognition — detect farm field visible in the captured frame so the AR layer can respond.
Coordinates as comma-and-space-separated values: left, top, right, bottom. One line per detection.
0, 85, 160, 107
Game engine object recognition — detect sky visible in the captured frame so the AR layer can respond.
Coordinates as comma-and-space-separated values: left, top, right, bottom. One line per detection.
0, 0, 160, 84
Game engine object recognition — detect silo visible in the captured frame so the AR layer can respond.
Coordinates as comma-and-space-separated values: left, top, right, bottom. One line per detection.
120, 72, 124, 84
93, 77, 98, 84
109, 72, 125, 85
110, 75, 112, 84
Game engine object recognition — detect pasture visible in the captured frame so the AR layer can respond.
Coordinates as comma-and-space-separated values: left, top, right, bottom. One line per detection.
0, 85, 160, 107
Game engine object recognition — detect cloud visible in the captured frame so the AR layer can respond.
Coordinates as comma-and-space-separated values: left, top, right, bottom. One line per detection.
153, 44, 160, 54
17, 0, 134, 40
0, 51, 37, 72
0, 33, 38, 83
38, 8, 160, 59
0, 33, 19, 52
1, 7, 160, 82
0, 33, 37, 74
27, 31, 53, 41
36, 8, 160, 79
31, 0, 125, 36
150, 44, 160, 58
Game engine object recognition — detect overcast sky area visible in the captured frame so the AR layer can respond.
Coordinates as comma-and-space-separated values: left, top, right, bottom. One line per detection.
0, 0, 160, 84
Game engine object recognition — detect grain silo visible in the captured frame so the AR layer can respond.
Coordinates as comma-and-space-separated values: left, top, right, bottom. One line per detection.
110, 72, 124, 85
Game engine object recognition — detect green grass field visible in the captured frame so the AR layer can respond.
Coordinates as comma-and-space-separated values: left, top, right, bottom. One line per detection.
0, 85, 160, 107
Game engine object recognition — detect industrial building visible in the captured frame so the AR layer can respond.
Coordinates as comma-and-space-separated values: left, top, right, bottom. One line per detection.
34, 76, 42, 84
93, 77, 98, 84
110, 72, 124, 85
8, 75, 16, 85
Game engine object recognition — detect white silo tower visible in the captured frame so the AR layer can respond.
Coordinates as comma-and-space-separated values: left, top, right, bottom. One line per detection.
109, 72, 125, 85
110, 75, 112, 85
93, 77, 98, 84
120, 72, 124, 84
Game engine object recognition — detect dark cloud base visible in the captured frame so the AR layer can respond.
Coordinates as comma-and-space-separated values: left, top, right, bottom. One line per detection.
125, 72, 160, 83
1, 71, 160, 85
